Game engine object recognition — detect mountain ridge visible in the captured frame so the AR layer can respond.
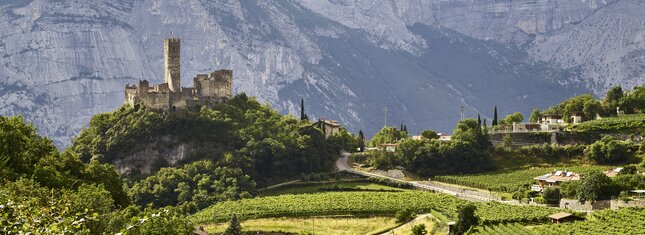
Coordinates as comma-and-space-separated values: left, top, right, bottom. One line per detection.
0, 0, 641, 147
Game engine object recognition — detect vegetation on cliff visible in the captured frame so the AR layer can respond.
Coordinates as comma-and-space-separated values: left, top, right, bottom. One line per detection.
70, 93, 355, 184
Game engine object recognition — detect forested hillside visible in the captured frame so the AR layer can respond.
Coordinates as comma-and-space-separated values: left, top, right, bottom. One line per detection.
0, 93, 354, 234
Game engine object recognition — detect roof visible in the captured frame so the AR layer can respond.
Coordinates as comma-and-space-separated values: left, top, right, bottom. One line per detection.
630, 190, 645, 193
604, 168, 623, 177
534, 171, 581, 182
571, 111, 584, 116
549, 212, 574, 220
314, 119, 341, 127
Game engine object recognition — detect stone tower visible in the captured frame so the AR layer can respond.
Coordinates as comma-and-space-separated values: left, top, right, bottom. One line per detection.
164, 38, 181, 92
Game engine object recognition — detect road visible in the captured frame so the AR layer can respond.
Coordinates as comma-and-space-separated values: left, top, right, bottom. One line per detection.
336, 151, 503, 202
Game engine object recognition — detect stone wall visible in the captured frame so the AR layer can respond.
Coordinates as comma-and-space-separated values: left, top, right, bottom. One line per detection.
610, 199, 645, 209
489, 131, 601, 146
560, 199, 610, 212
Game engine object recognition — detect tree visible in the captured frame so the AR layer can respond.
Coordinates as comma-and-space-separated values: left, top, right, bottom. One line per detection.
577, 171, 619, 203
412, 224, 427, 235
492, 106, 498, 126
542, 187, 561, 204
403, 125, 408, 133
529, 108, 542, 123
395, 208, 415, 223
477, 114, 481, 126
370, 126, 406, 146
501, 112, 523, 124
585, 136, 636, 164
224, 214, 242, 235
421, 130, 439, 140
450, 204, 478, 235
603, 86, 623, 115
300, 98, 308, 120
358, 130, 365, 152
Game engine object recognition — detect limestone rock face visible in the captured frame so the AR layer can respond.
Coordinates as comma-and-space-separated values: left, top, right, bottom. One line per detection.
0, 0, 641, 148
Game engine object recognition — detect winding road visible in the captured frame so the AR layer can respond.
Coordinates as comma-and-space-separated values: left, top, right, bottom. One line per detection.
336, 152, 504, 203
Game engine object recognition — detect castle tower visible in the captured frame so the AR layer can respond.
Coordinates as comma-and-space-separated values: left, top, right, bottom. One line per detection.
164, 37, 181, 92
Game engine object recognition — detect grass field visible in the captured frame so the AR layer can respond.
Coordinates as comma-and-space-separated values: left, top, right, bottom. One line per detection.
434, 165, 612, 192
204, 216, 398, 235
259, 180, 407, 196
387, 214, 438, 235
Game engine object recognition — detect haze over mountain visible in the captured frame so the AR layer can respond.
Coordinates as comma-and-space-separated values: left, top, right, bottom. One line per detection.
0, 0, 642, 147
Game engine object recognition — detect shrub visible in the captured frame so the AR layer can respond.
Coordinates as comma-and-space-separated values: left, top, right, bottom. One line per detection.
395, 208, 415, 223
412, 224, 427, 235
542, 187, 561, 204
585, 136, 636, 164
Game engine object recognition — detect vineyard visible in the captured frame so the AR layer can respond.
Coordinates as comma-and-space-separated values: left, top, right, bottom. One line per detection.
472, 223, 535, 235
189, 191, 558, 225
571, 114, 645, 133
434, 165, 610, 192
530, 207, 645, 235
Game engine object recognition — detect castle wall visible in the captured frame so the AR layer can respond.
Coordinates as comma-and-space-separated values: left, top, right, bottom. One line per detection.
164, 38, 181, 92
124, 38, 232, 111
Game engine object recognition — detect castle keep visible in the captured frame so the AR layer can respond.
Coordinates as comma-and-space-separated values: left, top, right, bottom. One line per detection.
125, 37, 232, 110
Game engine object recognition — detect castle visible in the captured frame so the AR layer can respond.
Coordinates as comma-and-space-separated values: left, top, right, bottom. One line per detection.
125, 37, 232, 110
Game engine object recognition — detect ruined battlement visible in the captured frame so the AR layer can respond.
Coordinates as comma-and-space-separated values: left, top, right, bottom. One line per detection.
124, 37, 233, 111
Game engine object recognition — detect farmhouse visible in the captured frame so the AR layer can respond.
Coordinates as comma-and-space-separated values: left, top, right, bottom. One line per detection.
532, 170, 581, 191
312, 119, 342, 138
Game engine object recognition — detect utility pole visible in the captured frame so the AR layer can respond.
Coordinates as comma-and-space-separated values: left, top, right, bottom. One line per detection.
460, 105, 465, 120
384, 106, 389, 127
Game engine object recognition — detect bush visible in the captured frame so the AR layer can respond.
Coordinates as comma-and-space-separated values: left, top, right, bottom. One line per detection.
534, 196, 545, 204
412, 224, 427, 235
585, 136, 637, 164
542, 187, 562, 204
577, 171, 620, 203
395, 208, 415, 223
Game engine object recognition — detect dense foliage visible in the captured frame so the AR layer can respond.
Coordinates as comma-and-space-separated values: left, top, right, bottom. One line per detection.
128, 160, 256, 213
0, 116, 192, 234
70, 94, 348, 185
585, 136, 637, 164
369, 126, 407, 146
542, 187, 561, 204
1, 93, 353, 233
499, 112, 523, 125
189, 191, 559, 225
543, 94, 601, 122
366, 119, 493, 176
450, 204, 478, 235
577, 171, 619, 203
540, 86, 645, 124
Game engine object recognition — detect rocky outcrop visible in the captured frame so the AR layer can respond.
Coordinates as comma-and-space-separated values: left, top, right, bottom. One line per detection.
0, 0, 640, 148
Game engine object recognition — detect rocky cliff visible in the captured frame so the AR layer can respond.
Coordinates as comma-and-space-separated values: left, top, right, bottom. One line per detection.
0, 0, 641, 147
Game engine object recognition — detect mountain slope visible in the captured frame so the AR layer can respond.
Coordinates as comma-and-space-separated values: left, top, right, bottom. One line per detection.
0, 0, 639, 147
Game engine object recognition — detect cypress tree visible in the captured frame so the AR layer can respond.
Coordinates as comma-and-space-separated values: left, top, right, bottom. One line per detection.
300, 98, 307, 120
403, 125, 408, 133
224, 214, 242, 235
477, 114, 481, 126
492, 106, 498, 126
400, 123, 404, 131
358, 130, 365, 152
